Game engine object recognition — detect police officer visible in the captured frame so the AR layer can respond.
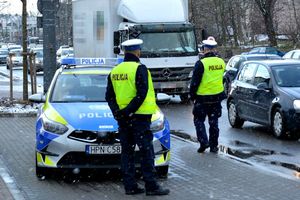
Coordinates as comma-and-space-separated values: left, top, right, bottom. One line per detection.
105, 39, 170, 196
189, 36, 226, 153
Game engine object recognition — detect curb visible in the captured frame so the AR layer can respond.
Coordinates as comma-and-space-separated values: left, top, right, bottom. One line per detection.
0, 112, 37, 117
0, 176, 14, 200
171, 130, 198, 143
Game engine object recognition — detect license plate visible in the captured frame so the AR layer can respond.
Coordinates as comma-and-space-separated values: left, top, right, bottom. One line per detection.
86, 145, 122, 155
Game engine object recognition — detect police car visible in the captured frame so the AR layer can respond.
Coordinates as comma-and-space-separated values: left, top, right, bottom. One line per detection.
29, 58, 171, 178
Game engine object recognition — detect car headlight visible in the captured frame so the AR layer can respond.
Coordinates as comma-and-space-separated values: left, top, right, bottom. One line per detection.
150, 114, 165, 132
294, 100, 300, 111
42, 115, 68, 134
188, 70, 193, 78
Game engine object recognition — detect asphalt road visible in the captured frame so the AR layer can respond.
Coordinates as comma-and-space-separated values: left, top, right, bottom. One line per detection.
160, 98, 300, 180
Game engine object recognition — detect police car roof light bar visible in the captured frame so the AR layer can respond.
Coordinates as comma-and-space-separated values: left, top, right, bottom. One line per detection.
60, 57, 124, 67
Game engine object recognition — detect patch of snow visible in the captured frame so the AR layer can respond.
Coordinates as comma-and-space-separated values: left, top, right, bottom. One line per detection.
0, 97, 39, 114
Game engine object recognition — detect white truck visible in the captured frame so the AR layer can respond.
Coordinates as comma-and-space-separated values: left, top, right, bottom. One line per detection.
72, 0, 198, 101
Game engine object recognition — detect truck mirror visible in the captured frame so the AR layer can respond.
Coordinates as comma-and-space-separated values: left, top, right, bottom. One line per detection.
113, 31, 120, 46
114, 47, 120, 55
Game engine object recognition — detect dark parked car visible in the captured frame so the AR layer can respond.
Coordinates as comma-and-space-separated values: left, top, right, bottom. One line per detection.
242, 46, 285, 57
0, 49, 8, 64
282, 49, 300, 60
223, 54, 282, 94
227, 60, 300, 139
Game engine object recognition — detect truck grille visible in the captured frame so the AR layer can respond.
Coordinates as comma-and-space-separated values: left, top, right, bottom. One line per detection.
149, 67, 193, 82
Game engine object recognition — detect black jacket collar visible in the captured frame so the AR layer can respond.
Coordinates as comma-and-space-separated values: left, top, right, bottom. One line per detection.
124, 53, 140, 62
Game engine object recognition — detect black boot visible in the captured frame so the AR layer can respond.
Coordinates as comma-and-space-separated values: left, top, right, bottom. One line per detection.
197, 144, 209, 153
125, 186, 145, 195
146, 186, 170, 196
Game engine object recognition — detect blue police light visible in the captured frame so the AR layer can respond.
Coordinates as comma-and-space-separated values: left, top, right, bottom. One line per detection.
61, 57, 124, 66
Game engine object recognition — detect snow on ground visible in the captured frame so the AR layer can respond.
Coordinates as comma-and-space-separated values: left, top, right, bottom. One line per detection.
0, 97, 39, 114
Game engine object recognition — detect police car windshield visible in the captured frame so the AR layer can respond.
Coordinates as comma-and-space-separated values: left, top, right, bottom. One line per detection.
51, 73, 107, 102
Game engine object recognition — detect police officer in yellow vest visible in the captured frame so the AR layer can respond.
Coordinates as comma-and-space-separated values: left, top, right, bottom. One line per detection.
105, 39, 170, 196
190, 36, 226, 153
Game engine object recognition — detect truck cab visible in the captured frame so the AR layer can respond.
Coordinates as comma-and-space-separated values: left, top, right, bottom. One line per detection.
72, 0, 198, 100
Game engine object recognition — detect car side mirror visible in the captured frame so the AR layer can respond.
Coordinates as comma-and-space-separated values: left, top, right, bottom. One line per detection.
29, 93, 46, 103
114, 47, 120, 55
257, 82, 271, 91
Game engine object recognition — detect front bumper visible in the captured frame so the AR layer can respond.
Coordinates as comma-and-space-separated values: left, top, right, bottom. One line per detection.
36, 121, 171, 169
284, 110, 300, 132
153, 80, 191, 95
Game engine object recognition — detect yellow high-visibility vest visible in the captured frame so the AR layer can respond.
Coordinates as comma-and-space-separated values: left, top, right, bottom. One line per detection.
196, 57, 225, 95
110, 62, 156, 114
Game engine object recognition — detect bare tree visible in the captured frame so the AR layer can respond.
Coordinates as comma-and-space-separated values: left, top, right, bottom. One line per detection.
291, 0, 299, 42
20, 0, 28, 101
254, 0, 278, 46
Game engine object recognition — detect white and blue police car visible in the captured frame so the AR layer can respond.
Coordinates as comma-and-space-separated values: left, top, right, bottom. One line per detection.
29, 58, 171, 178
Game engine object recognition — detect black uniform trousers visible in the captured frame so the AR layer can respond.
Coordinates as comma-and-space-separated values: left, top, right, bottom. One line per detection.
118, 116, 158, 191
193, 101, 222, 148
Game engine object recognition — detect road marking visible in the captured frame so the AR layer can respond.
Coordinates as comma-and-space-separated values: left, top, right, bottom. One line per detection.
0, 156, 26, 200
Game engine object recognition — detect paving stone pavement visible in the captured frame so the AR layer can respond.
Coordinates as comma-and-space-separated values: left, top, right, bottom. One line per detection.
0, 117, 300, 200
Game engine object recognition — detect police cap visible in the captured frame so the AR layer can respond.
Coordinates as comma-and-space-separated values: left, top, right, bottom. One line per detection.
202, 36, 217, 49
121, 39, 143, 51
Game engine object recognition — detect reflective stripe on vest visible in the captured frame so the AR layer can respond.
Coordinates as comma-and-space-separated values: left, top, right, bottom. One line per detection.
110, 62, 157, 114
196, 57, 225, 95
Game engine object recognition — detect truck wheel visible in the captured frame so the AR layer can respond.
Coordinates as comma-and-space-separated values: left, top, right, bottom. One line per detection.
180, 94, 190, 104
156, 165, 169, 179
228, 100, 244, 128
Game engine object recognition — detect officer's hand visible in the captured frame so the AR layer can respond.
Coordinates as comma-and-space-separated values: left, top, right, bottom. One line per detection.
114, 109, 127, 120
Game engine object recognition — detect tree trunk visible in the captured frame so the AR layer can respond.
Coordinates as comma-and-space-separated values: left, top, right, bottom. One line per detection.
254, 0, 278, 46
21, 0, 28, 101
229, 1, 239, 46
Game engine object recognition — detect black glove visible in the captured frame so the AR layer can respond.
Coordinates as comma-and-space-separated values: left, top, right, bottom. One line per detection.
113, 109, 127, 120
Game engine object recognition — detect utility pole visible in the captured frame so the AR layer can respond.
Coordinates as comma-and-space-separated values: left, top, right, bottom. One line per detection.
38, 0, 58, 93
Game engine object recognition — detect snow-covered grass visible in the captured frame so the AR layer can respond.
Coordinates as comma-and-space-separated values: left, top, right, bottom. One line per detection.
0, 97, 39, 114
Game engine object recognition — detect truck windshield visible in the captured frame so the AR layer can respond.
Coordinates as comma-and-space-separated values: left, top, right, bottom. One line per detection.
139, 30, 197, 58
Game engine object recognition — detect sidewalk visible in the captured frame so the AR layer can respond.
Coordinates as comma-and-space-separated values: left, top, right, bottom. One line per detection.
0, 176, 14, 200
0, 116, 300, 199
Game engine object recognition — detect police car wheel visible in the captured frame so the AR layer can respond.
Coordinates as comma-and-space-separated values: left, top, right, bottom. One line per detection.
35, 155, 47, 180
156, 165, 169, 179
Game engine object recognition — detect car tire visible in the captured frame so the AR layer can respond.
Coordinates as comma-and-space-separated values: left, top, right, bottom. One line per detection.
180, 94, 190, 104
228, 100, 244, 128
223, 79, 229, 96
155, 165, 169, 179
35, 154, 47, 180
272, 108, 287, 139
